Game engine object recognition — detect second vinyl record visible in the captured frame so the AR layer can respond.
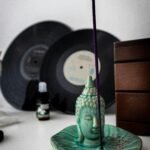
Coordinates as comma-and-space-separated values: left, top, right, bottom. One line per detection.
41, 29, 119, 114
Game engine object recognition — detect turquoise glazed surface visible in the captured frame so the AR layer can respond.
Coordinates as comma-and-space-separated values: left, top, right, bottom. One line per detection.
51, 77, 142, 150
51, 125, 142, 150
75, 76, 105, 147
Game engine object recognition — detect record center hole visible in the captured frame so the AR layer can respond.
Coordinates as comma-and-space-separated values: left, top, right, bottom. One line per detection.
80, 66, 83, 69
34, 60, 38, 64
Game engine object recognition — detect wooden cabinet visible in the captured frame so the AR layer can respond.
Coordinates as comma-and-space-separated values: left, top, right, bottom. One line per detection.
114, 38, 150, 135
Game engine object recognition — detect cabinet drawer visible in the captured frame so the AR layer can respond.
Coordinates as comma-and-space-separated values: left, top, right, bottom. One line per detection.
116, 92, 150, 122
114, 38, 150, 62
117, 121, 150, 135
115, 62, 150, 91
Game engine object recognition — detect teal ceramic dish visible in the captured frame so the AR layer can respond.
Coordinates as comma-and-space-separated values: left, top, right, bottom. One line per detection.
51, 125, 142, 150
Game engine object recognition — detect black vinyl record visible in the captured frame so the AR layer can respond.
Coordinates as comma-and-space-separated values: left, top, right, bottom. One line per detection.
1, 21, 72, 110
41, 29, 119, 114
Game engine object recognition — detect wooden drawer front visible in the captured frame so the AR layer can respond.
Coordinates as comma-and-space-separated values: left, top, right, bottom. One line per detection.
115, 46, 150, 62
117, 121, 150, 135
114, 38, 150, 62
116, 92, 150, 123
115, 62, 150, 91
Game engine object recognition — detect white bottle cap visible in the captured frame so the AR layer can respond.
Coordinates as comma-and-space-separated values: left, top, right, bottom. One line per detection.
38, 82, 47, 93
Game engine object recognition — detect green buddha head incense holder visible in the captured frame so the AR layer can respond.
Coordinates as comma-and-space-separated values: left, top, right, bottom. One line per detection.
51, 76, 142, 150
75, 76, 105, 148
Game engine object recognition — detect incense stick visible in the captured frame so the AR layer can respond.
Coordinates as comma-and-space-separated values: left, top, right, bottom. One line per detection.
91, 0, 103, 149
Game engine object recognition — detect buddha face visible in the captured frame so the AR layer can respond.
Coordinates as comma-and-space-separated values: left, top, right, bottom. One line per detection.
77, 107, 100, 147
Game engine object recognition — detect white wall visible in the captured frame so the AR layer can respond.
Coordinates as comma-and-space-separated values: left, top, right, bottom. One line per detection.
0, 0, 150, 58
0, 0, 150, 109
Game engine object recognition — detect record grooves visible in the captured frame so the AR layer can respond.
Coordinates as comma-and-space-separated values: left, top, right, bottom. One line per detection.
41, 29, 119, 114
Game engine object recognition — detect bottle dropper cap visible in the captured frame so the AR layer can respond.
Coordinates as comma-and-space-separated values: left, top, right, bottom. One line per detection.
38, 82, 47, 93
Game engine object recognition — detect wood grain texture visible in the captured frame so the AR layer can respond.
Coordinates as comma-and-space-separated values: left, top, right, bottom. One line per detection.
114, 38, 150, 62
116, 92, 150, 122
114, 38, 150, 135
114, 45, 150, 62
115, 62, 150, 91
117, 121, 150, 136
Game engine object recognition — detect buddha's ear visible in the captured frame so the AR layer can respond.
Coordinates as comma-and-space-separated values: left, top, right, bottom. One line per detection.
76, 124, 84, 143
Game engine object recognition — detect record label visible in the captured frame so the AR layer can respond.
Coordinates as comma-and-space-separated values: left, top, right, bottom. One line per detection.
40, 29, 119, 113
20, 44, 48, 80
63, 50, 100, 86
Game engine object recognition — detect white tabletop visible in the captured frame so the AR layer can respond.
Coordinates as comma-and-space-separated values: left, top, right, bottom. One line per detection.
0, 109, 149, 150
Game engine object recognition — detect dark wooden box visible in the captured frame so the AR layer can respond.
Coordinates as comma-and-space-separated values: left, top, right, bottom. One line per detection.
114, 38, 150, 135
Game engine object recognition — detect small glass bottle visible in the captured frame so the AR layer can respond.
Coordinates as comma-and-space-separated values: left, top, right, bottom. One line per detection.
36, 81, 50, 120
0, 130, 4, 142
